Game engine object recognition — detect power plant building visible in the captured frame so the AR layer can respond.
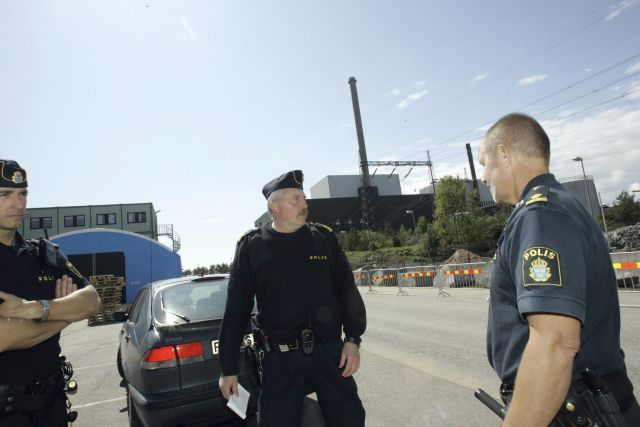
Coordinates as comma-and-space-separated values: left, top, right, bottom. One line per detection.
311, 175, 402, 199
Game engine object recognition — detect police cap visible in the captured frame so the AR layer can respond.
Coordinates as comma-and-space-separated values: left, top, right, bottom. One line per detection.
262, 170, 304, 199
0, 159, 28, 188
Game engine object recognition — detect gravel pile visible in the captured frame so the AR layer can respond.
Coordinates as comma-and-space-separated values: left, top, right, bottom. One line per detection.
607, 223, 640, 252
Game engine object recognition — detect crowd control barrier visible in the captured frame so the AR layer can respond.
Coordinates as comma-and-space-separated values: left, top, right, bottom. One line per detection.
351, 252, 640, 298
353, 269, 377, 294
610, 251, 640, 290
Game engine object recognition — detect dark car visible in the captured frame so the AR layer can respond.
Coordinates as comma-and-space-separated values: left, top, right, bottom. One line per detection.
117, 274, 259, 427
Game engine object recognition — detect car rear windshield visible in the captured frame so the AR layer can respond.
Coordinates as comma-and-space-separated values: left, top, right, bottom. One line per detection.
152, 278, 230, 325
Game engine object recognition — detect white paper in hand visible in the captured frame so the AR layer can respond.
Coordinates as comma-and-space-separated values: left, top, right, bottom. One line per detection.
227, 383, 250, 419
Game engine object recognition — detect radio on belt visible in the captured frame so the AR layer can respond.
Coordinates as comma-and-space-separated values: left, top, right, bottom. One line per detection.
301, 329, 314, 355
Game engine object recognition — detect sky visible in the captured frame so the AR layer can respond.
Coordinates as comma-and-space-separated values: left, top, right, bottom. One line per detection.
2, 0, 640, 270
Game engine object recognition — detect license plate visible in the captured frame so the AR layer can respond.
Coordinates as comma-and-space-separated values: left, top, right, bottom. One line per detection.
212, 334, 254, 355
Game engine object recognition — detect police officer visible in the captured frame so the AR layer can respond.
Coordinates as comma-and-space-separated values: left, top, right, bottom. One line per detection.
478, 114, 640, 425
218, 170, 366, 426
0, 159, 101, 426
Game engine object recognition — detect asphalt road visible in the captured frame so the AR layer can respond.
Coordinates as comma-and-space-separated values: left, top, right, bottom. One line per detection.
61, 288, 640, 427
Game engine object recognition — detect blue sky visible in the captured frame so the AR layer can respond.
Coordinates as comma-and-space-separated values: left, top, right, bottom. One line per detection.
2, 0, 639, 269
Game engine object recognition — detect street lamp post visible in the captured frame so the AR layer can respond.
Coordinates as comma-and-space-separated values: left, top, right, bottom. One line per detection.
572, 157, 594, 218
406, 210, 416, 229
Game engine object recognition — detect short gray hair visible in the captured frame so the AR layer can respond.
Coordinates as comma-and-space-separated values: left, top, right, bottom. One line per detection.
486, 113, 550, 162
267, 189, 285, 219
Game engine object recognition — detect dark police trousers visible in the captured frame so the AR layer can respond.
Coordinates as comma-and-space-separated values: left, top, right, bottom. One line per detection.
258, 339, 365, 427
0, 372, 68, 427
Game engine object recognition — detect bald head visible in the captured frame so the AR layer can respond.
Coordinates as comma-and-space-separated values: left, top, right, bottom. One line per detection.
485, 113, 550, 164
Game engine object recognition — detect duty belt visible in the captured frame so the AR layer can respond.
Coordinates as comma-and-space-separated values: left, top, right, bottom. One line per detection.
500, 369, 635, 412
1, 370, 65, 415
269, 339, 300, 353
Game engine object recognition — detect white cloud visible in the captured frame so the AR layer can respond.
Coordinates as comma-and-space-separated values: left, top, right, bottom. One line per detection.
606, 0, 639, 20
625, 61, 640, 74
470, 74, 488, 85
396, 90, 429, 109
543, 106, 640, 204
386, 88, 401, 96
627, 80, 640, 100
584, 68, 593, 73
180, 16, 198, 41
206, 217, 228, 224
474, 123, 491, 134
629, 182, 640, 193
414, 80, 427, 89
516, 74, 548, 87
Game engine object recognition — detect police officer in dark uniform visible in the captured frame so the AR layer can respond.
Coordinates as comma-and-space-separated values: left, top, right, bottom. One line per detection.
478, 114, 640, 425
218, 170, 366, 426
0, 159, 101, 426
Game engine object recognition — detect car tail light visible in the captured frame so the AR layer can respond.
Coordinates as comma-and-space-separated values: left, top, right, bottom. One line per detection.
141, 342, 204, 370
142, 346, 178, 370
175, 342, 204, 365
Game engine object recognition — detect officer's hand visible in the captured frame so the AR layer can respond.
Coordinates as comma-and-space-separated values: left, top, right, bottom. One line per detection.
55, 275, 78, 298
339, 342, 361, 378
0, 291, 26, 317
219, 375, 239, 400
0, 290, 31, 319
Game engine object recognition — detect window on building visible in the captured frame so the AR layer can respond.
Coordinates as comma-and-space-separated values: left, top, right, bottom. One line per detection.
64, 215, 85, 227
127, 212, 147, 224
30, 217, 53, 229
97, 213, 117, 225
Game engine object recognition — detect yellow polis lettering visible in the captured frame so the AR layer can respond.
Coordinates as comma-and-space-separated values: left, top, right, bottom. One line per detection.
524, 248, 556, 261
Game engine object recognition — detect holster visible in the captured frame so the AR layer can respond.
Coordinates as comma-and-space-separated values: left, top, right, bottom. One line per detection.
551, 371, 629, 427
551, 389, 597, 427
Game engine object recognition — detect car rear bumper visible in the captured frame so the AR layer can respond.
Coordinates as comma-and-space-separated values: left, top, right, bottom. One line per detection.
130, 379, 259, 427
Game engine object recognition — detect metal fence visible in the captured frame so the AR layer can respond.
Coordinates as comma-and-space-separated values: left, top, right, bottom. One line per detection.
353, 262, 488, 297
610, 251, 640, 290
353, 252, 640, 294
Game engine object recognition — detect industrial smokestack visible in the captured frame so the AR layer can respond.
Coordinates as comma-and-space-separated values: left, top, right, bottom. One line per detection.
348, 77, 372, 188
466, 143, 479, 191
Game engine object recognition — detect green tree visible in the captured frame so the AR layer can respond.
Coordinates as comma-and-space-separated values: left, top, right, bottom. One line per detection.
396, 224, 412, 246
415, 216, 429, 235
603, 191, 640, 229
432, 176, 506, 255
432, 176, 469, 250
192, 266, 208, 276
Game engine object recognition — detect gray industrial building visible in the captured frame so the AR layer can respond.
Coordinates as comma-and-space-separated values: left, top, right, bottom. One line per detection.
419, 179, 495, 208
310, 174, 402, 199
21, 202, 160, 241
558, 175, 600, 219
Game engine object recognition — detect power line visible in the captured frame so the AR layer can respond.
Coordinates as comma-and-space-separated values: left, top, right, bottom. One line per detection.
516, 50, 640, 112
535, 70, 640, 116
547, 85, 640, 121
368, 2, 628, 147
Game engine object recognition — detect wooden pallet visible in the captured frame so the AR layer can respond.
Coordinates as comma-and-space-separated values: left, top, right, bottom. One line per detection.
88, 275, 125, 326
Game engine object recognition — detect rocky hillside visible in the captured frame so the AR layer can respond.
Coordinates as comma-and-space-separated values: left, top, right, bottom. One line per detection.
607, 223, 640, 252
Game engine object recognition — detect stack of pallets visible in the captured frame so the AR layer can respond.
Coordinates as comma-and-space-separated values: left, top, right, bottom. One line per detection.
88, 275, 125, 326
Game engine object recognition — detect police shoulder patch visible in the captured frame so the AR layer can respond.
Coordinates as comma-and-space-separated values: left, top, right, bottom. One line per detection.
521, 246, 562, 287
525, 186, 549, 207
237, 228, 260, 243
311, 222, 333, 233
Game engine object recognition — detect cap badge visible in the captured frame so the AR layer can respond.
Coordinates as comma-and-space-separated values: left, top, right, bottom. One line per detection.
12, 171, 24, 184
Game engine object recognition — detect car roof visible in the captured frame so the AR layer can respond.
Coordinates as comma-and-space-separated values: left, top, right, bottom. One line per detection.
149, 274, 230, 292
